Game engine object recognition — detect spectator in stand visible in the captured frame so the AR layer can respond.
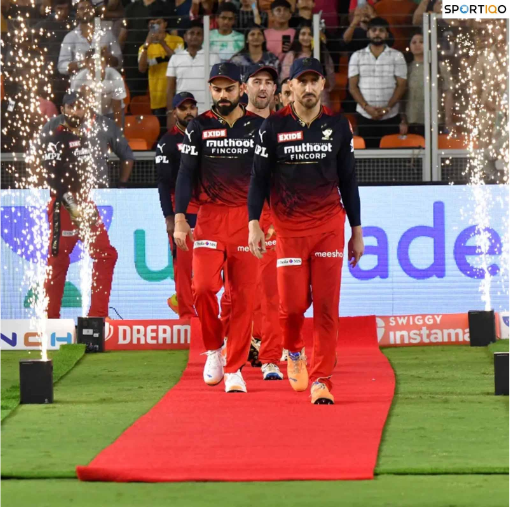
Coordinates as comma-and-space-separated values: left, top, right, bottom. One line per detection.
264, 0, 295, 61
34, 0, 72, 107
166, 20, 221, 126
210, 3, 245, 61
279, 77, 294, 106
119, 0, 175, 97
289, 0, 313, 28
99, 0, 125, 41
412, 0, 441, 26
230, 25, 280, 81
237, 0, 268, 31
58, 0, 122, 75
348, 17, 407, 148
138, 13, 184, 130
342, 4, 377, 52
280, 24, 335, 107
374, 0, 416, 52
70, 56, 127, 128
190, 0, 218, 28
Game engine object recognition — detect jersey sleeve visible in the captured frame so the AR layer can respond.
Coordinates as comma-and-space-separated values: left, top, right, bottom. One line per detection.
248, 117, 275, 221
156, 138, 176, 218
337, 117, 361, 227
175, 119, 202, 214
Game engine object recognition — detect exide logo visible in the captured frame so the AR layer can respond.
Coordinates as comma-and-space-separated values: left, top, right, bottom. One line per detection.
278, 131, 303, 143
202, 129, 227, 139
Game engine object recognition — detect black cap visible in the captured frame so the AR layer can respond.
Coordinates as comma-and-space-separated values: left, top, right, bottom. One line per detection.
289, 57, 325, 80
270, 0, 291, 10
62, 91, 82, 105
172, 92, 197, 109
209, 62, 242, 83
244, 64, 279, 83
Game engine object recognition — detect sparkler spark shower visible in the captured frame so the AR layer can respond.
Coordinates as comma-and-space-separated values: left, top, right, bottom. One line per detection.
446, 18, 509, 311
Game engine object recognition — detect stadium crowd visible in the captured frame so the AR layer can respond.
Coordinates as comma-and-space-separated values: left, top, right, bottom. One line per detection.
0, 0, 507, 152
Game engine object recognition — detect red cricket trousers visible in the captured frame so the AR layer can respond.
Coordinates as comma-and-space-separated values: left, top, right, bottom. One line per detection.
170, 234, 196, 319
44, 197, 118, 319
276, 223, 345, 390
192, 204, 258, 374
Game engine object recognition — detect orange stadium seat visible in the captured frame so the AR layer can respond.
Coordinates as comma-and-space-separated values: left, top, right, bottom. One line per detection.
124, 115, 160, 149
438, 134, 474, 149
353, 136, 366, 149
128, 138, 150, 150
130, 95, 152, 115
380, 134, 426, 148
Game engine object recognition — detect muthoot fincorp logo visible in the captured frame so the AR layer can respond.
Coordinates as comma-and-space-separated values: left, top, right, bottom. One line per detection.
443, 2, 508, 18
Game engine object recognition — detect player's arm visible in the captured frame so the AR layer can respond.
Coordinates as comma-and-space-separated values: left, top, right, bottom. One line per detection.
174, 120, 201, 250
106, 118, 134, 186
337, 118, 364, 268
156, 139, 177, 236
248, 118, 275, 259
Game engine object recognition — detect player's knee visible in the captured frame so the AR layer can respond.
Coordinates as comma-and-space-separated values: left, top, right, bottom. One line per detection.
193, 278, 221, 299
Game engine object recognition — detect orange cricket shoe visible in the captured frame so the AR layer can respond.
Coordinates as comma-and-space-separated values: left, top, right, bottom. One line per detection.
167, 294, 179, 314
310, 381, 335, 405
287, 351, 309, 392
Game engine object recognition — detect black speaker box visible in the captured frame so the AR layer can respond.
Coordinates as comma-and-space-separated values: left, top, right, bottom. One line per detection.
77, 317, 105, 352
19, 359, 53, 404
468, 310, 496, 347
494, 352, 509, 396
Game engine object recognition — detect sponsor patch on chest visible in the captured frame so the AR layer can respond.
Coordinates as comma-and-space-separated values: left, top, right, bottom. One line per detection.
277, 131, 304, 143
202, 129, 227, 140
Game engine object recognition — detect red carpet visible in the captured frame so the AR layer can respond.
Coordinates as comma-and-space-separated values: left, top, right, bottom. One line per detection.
77, 316, 395, 482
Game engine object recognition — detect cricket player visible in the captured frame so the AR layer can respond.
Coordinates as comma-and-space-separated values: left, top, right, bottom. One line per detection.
248, 57, 364, 404
244, 63, 284, 380
41, 93, 118, 318
173, 62, 265, 393
156, 92, 199, 319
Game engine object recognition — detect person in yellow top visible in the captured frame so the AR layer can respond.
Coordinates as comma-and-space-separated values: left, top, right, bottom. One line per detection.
138, 12, 184, 133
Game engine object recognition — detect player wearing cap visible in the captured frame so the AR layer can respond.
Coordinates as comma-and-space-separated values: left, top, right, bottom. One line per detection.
248, 57, 364, 405
244, 64, 285, 381
156, 92, 199, 319
173, 62, 265, 393
41, 94, 118, 319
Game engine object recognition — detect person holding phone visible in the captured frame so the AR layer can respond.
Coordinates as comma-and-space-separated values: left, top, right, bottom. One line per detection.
237, 0, 268, 31
264, 0, 295, 61
138, 12, 184, 131
280, 23, 335, 107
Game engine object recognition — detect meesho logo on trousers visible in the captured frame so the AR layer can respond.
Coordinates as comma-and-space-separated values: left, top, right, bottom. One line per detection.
376, 314, 470, 347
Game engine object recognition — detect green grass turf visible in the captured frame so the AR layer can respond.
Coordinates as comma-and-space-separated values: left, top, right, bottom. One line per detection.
1, 475, 508, 507
1, 350, 188, 477
1, 345, 85, 421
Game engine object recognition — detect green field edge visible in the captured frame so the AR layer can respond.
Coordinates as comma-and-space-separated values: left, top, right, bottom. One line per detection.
1, 344, 86, 422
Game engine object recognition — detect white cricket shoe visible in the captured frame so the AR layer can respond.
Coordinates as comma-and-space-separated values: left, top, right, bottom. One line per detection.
280, 349, 288, 362
224, 370, 247, 393
262, 363, 284, 380
203, 347, 224, 386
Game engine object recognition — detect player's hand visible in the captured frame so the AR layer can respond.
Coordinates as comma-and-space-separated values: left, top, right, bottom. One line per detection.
248, 220, 266, 259
348, 227, 364, 268
174, 218, 193, 251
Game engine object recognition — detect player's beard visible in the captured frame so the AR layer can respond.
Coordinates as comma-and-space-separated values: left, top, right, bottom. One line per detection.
297, 92, 320, 110
64, 114, 84, 129
214, 97, 239, 116
177, 115, 195, 129
250, 93, 271, 110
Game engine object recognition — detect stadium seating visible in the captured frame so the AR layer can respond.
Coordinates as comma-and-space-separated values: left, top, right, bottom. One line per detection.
124, 115, 160, 149
438, 134, 473, 150
380, 134, 426, 148
129, 95, 152, 116
353, 135, 366, 149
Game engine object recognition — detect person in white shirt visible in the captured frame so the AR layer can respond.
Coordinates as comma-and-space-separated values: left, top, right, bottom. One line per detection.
166, 20, 220, 128
348, 17, 407, 148
58, 0, 122, 76
70, 57, 127, 128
